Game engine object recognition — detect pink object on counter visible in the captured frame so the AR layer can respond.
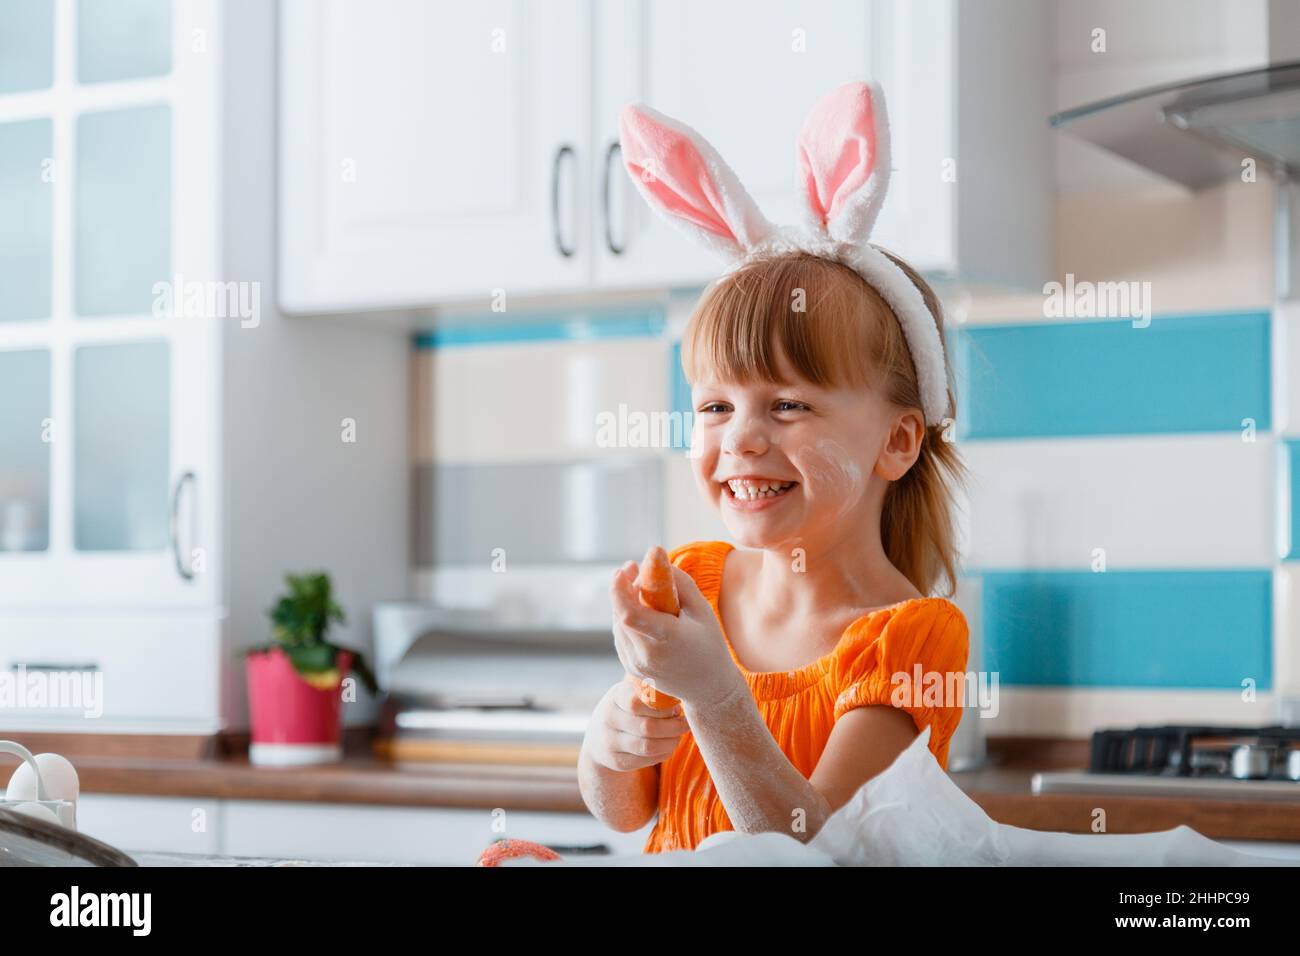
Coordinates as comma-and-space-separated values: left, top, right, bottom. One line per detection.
245, 647, 352, 764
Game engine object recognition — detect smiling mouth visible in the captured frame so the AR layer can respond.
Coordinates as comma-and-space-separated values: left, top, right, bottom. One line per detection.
721, 479, 799, 502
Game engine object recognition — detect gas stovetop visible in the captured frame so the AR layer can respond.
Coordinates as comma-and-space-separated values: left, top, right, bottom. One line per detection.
1032, 725, 1300, 802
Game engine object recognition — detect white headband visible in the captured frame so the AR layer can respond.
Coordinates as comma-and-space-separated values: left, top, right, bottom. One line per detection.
619, 81, 950, 427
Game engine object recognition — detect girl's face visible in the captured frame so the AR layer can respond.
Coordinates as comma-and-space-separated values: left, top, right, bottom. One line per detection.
688, 344, 923, 552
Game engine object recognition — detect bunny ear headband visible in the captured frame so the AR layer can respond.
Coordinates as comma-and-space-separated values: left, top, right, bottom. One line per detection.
619, 81, 949, 427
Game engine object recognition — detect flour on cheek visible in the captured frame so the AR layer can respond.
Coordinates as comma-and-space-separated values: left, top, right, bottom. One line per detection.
791, 438, 865, 524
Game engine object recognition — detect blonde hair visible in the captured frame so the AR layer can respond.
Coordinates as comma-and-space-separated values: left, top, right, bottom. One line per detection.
680, 250, 967, 597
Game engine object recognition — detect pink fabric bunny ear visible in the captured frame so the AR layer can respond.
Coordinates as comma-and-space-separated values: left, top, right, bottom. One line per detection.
796, 81, 891, 244
619, 104, 775, 264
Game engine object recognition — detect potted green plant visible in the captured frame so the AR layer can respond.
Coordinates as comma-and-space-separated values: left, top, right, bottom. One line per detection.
244, 572, 377, 766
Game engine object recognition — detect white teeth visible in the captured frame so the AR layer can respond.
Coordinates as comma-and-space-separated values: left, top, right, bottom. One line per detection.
725, 479, 795, 501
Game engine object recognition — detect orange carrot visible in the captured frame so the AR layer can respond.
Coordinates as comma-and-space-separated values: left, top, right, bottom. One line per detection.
636, 545, 681, 616
628, 546, 681, 710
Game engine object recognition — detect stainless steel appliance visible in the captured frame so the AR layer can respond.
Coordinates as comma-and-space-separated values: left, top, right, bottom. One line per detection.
1052, 60, 1300, 300
372, 603, 623, 760
1033, 725, 1300, 801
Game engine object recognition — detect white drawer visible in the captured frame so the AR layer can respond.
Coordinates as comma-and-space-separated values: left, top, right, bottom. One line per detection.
220, 800, 654, 864
0, 614, 224, 731
76, 793, 222, 856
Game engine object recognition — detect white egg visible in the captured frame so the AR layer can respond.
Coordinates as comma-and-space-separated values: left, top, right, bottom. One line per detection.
34, 753, 79, 802
6, 753, 79, 803
5, 761, 37, 802
6, 801, 61, 827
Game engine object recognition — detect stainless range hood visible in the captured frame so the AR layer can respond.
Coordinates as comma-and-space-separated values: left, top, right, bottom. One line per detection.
1051, 60, 1300, 298
1051, 61, 1300, 189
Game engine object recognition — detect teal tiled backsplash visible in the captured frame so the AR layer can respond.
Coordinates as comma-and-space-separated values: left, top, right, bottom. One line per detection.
955, 311, 1271, 440
414, 307, 666, 349
978, 568, 1272, 689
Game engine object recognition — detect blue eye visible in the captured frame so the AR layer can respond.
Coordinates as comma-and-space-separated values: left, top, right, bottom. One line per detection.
699, 402, 730, 413
776, 400, 809, 412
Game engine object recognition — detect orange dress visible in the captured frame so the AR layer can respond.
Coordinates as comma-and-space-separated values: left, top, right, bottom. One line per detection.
643, 539, 970, 854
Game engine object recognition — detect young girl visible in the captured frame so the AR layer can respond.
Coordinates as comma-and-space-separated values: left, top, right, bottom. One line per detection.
578, 82, 970, 854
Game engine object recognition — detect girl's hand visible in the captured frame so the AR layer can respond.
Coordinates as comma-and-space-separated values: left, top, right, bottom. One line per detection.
581, 678, 691, 772
608, 560, 746, 709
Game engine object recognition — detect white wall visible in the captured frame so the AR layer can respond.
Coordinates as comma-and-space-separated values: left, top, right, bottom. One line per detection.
949, 0, 1290, 736
957, 0, 1281, 322
1054, 0, 1271, 195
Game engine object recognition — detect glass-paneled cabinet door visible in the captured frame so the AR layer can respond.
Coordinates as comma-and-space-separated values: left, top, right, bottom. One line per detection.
0, 0, 220, 609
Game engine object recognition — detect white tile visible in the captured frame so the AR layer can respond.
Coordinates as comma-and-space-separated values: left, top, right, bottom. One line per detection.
979, 687, 1282, 738
1273, 301, 1300, 437
427, 339, 668, 463
1273, 566, 1300, 701
961, 433, 1276, 569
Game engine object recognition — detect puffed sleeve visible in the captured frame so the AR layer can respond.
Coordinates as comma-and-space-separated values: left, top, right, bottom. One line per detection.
664, 540, 727, 595
828, 599, 971, 770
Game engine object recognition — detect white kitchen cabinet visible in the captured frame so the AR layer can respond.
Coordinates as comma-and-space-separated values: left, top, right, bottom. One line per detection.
0, 0, 231, 737
71, 793, 1300, 864
77, 793, 224, 857
0, 0, 220, 611
0, 0, 409, 734
76, 793, 652, 864
279, 0, 1052, 311
278, 0, 592, 313
221, 800, 652, 864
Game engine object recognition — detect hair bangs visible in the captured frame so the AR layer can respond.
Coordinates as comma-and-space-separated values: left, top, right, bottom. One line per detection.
679, 252, 892, 393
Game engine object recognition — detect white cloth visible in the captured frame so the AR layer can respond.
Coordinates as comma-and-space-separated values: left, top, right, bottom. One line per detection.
518, 726, 1295, 867
808, 726, 1294, 866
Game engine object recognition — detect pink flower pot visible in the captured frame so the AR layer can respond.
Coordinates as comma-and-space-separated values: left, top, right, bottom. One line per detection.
245, 647, 352, 766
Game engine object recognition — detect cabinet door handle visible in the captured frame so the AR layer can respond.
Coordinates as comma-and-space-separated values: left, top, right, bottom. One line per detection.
544, 842, 613, 856
170, 470, 196, 581
551, 144, 577, 258
603, 141, 626, 256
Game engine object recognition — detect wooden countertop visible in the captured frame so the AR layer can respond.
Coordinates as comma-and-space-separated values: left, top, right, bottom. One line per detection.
78, 751, 587, 813
955, 764, 1300, 843
11, 729, 1300, 843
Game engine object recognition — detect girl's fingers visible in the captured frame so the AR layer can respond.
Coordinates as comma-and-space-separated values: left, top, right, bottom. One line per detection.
611, 558, 676, 641
615, 637, 673, 708
612, 560, 636, 588
608, 561, 636, 604
669, 564, 707, 615
609, 563, 649, 630
631, 713, 691, 738
612, 590, 662, 642
616, 675, 684, 719
610, 729, 681, 761
612, 630, 639, 676
614, 633, 669, 704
